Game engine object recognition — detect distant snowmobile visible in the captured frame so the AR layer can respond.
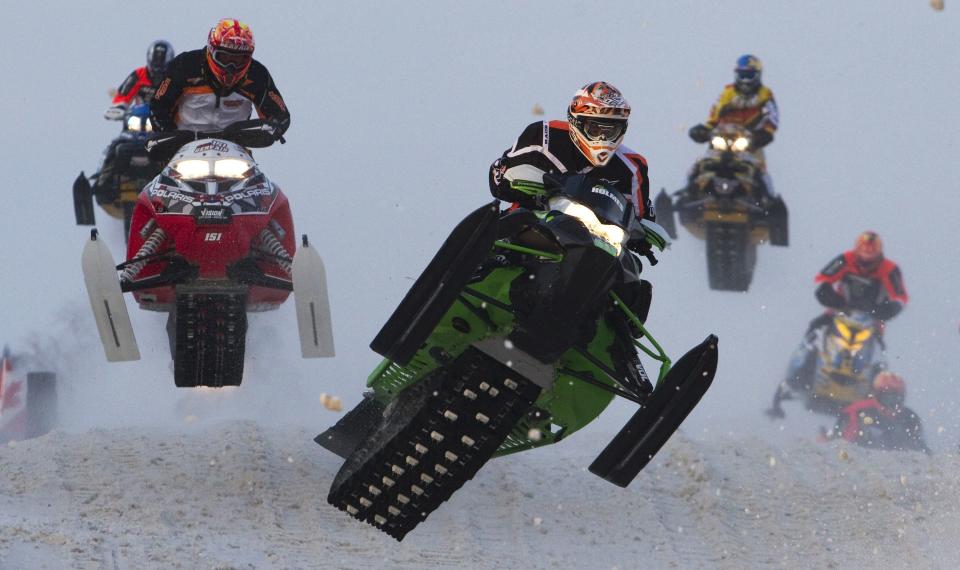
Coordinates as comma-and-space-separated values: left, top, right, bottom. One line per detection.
74, 103, 164, 242
81, 120, 334, 388
655, 124, 788, 291
0, 347, 57, 443
317, 173, 718, 540
768, 311, 927, 451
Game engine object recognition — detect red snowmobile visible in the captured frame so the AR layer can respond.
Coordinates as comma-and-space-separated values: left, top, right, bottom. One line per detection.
81, 120, 334, 388
0, 347, 57, 443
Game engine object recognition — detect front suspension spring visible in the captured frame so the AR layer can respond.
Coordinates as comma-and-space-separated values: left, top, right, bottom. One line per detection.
121, 227, 168, 282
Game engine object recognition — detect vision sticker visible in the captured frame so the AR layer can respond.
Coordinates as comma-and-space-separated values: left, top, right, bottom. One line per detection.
194, 140, 230, 154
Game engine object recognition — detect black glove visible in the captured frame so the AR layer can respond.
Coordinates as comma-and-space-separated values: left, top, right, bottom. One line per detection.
815, 282, 847, 310
750, 129, 773, 150
688, 124, 711, 143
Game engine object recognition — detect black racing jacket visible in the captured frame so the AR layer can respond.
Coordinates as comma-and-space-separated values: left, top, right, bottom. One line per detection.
150, 49, 290, 135
489, 120, 653, 221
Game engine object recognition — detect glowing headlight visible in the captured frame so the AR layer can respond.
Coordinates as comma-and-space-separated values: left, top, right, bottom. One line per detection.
711, 136, 728, 151
549, 196, 626, 255
732, 137, 750, 152
174, 159, 211, 179
213, 159, 252, 178
126, 116, 143, 131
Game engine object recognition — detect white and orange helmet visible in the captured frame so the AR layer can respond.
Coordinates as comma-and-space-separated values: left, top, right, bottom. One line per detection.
567, 82, 631, 167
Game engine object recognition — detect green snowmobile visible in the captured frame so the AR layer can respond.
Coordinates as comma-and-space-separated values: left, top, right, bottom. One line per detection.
317, 173, 719, 540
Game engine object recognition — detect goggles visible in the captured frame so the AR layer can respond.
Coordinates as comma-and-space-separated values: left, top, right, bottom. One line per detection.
736, 68, 760, 80
579, 117, 626, 142
212, 48, 252, 70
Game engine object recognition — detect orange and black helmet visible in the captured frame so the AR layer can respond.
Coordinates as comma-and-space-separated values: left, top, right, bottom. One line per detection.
206, 19, 255, 88
567, 82, 631, 167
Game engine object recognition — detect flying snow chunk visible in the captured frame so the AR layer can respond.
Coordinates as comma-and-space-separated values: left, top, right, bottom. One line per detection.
930, 0, 944, 11
768, 455, 777, 467
319, 393, 343, 412
532, 103, 545, 116
527, 428, 542, 442
532, 516, 543, 526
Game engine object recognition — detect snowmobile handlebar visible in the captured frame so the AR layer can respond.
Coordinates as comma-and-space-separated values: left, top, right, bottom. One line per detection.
145, 119, 284, 157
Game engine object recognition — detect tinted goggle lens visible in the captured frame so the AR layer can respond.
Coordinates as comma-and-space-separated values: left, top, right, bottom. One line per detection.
213, 49, 251, 69
581, 118, 625, 141
736, 68, 759, 80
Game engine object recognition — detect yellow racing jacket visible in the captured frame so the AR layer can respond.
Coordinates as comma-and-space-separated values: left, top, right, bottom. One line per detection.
704, 84, 779, 136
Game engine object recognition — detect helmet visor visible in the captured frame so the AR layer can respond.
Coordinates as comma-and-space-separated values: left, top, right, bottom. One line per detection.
580, 117, 626, 142
212, 48, 252, 70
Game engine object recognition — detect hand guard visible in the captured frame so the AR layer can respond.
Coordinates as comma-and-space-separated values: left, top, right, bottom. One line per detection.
688, 124, 711, 143
103, 106, 125, 121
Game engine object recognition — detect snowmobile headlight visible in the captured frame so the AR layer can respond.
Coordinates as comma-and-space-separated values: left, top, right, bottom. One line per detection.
126, 116, 143, 132
711, 136, 728, 151
549, 196, 626, 255
173, 159, 212, 179
854, 329, 872, 343
213, 159, 253, 178
732, 136, 750, 152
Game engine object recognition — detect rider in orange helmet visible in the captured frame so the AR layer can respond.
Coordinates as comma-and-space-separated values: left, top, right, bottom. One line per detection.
150, 19, 289, 139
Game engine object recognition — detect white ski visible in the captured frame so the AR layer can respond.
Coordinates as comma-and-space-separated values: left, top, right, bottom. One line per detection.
292, 235, 335, 358
81, 231, 140, 362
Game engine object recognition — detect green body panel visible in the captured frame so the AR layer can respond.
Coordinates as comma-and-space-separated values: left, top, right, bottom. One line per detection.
366, 263, 627, 457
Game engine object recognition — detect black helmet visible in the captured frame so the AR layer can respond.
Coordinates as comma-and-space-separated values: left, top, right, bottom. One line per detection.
146, 40, 175, 79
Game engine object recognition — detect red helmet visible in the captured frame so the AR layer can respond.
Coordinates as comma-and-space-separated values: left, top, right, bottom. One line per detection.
206, 19, 255, 88
873, 371, 905, 394
567, 82, 631, 167
853, 231, 883, 270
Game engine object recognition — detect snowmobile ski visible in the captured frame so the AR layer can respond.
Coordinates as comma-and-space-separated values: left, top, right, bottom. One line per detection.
81, 229, 140, 362
292, 234, 335, 358
73, 172, 96, 226
589, 334, 718, 487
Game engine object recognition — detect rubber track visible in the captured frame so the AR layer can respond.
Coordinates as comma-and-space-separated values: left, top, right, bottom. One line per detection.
174, 291, 247, 387
328, 348, 541, 540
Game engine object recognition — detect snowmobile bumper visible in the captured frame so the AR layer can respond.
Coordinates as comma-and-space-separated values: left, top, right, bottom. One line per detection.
81, 229, 140, 362
370, 201, 500, 365
73, 172, 96, 226
292, 235, 335, 358
589, 334, 718, 487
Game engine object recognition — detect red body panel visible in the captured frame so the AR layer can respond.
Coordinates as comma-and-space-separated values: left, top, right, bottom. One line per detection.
126, 185, 296, 309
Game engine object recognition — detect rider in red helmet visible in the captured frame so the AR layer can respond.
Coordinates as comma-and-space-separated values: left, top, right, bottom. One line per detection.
812, 231, 907, 321
150, 19, 289, 139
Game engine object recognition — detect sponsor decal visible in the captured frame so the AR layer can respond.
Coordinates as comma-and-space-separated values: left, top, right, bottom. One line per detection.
194, 205, 233, 224
155, 78, 171, 98
193, 140, 230, 154
151, 187, 196, 204
204, 232, 223, 242
223, 99, 245, 108
591, 185, 626, 212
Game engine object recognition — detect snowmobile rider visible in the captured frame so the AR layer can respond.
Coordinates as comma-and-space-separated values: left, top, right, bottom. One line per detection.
489, 81, 653, 223
688, 54, 779, 164
150, 19, 290, 139
103, 40, 175, 120
686, 55, 779, 205
809, 231, 908, 328
770, 232, 908, 419
489, 82, 656, 352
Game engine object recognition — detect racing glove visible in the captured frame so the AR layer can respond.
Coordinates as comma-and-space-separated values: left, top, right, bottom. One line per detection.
750, 129, 774, 150
688, 124, 711, 143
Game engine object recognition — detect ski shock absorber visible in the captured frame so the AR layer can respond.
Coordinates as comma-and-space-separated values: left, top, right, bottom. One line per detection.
121, 226, 168, 282
256, 228, 293, 275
